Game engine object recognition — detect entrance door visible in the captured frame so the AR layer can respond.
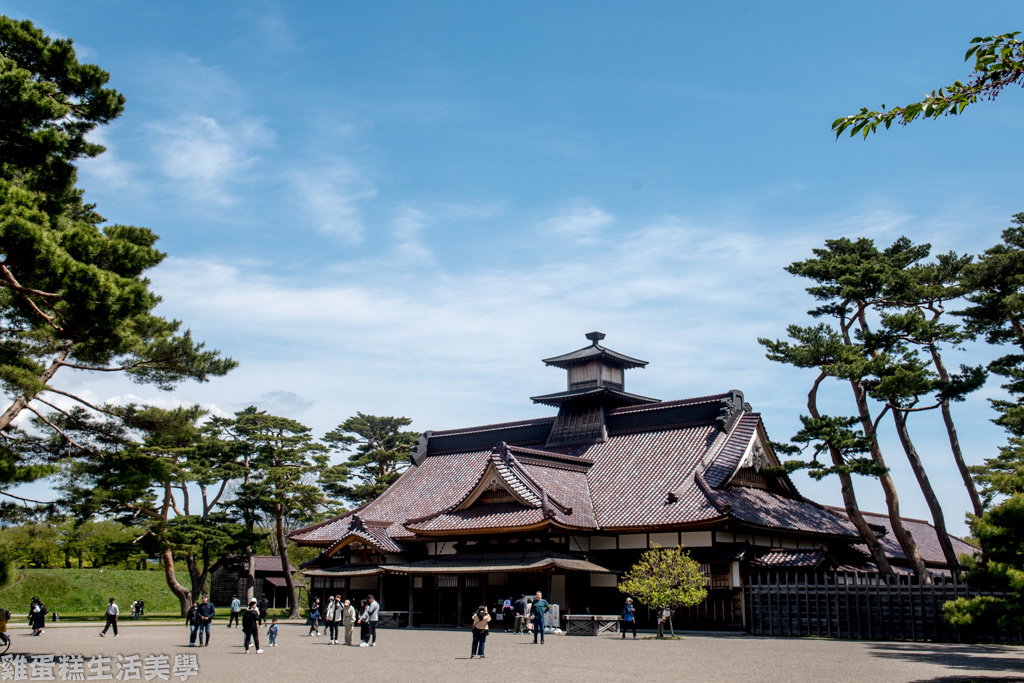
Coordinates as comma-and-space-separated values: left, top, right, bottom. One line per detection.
435, 575, 459, 626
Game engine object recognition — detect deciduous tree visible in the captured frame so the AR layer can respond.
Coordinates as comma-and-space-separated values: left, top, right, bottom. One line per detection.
617, 544, 707, 638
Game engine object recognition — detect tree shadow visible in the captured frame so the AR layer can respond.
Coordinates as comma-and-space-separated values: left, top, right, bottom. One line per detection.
867, 641, 1024, 678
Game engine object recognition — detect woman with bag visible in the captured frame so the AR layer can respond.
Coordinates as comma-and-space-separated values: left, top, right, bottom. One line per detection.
470, 605, 491, 659
308, 597, 321, 637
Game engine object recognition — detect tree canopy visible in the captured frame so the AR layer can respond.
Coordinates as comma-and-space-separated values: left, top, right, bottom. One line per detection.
0, 15, 235, 514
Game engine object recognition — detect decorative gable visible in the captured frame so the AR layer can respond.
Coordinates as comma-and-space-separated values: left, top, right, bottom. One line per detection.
456, 445, 543, 510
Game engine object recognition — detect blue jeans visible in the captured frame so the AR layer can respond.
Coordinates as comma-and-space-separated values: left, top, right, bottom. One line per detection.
533, 615, 544, 643
471, 629, 487, 656
268, 632, 277, 646
190, 622, 210, 645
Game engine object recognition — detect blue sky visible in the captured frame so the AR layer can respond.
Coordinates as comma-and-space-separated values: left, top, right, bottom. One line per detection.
4, 1, 1024, 534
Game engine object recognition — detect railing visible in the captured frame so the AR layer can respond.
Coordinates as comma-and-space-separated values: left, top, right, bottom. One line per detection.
745, 571, 1021, 643
565, 614, 620, 636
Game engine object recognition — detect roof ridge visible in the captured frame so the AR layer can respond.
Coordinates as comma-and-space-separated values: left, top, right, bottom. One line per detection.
430, 416, 556, 437
608, 393, 730, 415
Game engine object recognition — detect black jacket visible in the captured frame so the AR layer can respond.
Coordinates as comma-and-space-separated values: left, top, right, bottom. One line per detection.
257, 598, 269, 612
242, 608, 260, 634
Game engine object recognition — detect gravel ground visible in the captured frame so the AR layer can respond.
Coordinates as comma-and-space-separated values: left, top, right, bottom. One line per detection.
2, 622, 1022, 682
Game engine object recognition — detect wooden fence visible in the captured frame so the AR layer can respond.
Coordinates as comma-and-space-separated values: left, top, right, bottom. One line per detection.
744, 571, 1020, 643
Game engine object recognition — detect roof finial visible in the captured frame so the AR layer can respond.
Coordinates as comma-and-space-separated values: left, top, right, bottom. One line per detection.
585, 331, 605, 345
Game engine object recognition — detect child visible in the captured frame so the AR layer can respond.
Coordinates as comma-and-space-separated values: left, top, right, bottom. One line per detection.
268, 618, 279, 647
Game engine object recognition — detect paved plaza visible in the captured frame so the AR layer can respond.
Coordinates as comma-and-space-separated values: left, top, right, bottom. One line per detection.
2, 622, 1022, 682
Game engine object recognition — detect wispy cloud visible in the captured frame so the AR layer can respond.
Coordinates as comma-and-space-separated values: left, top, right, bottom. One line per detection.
538, 201, 614, 242
289, 161, 377, 241
149, 115, 274, 204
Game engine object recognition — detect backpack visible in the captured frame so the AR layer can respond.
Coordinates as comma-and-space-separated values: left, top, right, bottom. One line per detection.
38, 604, 48, 616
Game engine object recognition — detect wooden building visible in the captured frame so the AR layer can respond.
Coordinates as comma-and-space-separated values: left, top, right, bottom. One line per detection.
290, 332, 972, 629
209, 555, 304, 609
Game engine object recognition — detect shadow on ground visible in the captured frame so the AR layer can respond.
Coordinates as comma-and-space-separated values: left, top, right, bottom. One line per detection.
868, 641, 1023, 680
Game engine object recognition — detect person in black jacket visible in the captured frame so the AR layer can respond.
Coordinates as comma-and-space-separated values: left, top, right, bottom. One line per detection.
257, 594, 270, 626
242, 599, 263, 654
186, 603, 200, 646
195, 596, 215, 647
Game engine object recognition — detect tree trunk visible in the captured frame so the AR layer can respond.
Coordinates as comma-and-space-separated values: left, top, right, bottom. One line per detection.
849, 379, 931, 581
245, 547, 256, 603
891, 408, 961, 574
162, 546, 192, 617
929, 347, 985, 516
807, 373, 894, 576
186, 555, 204, 603
0, 348, 69, 432
276, 502, 299, 618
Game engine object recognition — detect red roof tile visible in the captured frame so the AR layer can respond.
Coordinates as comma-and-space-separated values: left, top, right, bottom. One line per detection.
825, 507, 979, 565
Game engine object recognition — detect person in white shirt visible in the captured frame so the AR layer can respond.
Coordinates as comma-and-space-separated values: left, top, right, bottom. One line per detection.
100, 598, 119, 637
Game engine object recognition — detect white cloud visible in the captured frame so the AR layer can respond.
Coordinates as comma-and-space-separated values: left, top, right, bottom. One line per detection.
149, 115, 274, 204
290, 162, 377, 241
539, 202, 614, 241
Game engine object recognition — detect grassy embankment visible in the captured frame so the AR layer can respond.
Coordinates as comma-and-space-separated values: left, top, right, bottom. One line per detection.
0, 568, 180, 618
0, 568, 295, 621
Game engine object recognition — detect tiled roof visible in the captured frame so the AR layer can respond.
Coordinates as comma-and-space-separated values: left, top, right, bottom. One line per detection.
383, 551, 618, 575
750, 548, 827, 569
542, 340, 648, 369
714, 486, 859, 538
825, 507, 979, 565
702, 412, 759, 488
252, 556, 298, 573
295, 392, 866, 548
289, 508, 361, 544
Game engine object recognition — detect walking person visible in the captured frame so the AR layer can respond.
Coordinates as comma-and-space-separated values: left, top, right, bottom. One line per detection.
257, 593, 269, 626
621, 597, 637, 639
99, 598, 118, 637
523, 599, 532, 635
186, 602, 200, 646
342, 599, 356, 646
29, 597, 45, 636
357, 600, 369, 646
531, 591, 550, 645
470, 605, 491, 659
308, 597, 321, 637
267, 618, 279, 647
242, 599, 263, 654
513, 595, 526, 634
228, 596, 241, 628
362, 594, 379, 647
325, 595, 342, 644
138, 599, 144, 617
196, 596, 215, 646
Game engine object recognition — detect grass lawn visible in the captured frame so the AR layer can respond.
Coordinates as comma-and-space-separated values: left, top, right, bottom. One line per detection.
0, 568, 181, 615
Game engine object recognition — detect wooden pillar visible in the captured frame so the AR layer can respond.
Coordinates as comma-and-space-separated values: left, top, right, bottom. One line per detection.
407, 575, 415, 629
457, 575, 463, 627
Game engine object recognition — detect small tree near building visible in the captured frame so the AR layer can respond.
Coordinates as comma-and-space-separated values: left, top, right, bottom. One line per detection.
617, 544, 708, 638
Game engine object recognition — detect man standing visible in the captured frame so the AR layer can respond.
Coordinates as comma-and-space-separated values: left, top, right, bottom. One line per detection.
196, 596, 215, 646
361, 594, 379, 647
621, 597, 637, 639
531, 591, 550, 645
257, 593, 270, 626
513, 595, 526, 634
99, 598, 118, 637
342, 599, 357, 646
228, 596, 241, 628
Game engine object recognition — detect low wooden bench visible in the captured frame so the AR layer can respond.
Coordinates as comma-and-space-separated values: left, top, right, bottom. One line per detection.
565, 614, 620, 636
377, 611, 409, 629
